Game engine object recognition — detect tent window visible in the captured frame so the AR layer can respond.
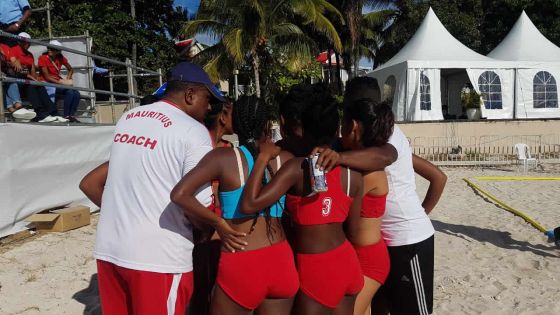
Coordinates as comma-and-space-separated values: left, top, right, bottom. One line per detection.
420, 72, 431, 110
533, 71, 558, 108
478, 71, 503, 109
384, 76, 396, 102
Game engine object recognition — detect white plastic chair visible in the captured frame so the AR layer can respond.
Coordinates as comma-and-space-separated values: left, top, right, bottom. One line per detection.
514, 143, 538, 172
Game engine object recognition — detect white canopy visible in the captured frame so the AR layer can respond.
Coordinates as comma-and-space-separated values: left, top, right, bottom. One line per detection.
488, 11, 560, 62
488, 11, 560, 119
369, 8, 515, 121
376, 8, 500, 71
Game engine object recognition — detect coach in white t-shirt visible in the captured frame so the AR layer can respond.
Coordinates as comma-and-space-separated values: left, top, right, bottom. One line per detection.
80, 62, 227, 315
313, 77, 447, 315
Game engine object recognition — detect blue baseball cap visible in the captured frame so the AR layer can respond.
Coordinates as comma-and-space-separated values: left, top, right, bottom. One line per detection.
169, 62, 225, 102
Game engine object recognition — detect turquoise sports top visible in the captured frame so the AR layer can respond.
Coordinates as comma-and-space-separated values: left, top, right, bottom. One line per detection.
219, 145, 285, 219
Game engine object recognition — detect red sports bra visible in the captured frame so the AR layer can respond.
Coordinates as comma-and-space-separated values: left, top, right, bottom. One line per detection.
285, 167, 353, 225
361, 194, 387, 218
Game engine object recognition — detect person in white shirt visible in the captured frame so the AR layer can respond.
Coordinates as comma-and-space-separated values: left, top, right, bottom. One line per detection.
79, 62, 245, 315
313, 77, 447, 315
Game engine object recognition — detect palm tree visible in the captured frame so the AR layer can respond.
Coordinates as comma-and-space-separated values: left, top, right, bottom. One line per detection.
183, 0, 343, 97
330, 0, 395, 78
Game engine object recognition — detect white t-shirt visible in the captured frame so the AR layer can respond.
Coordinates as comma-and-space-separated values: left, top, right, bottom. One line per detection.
94, 101, 213, 274
381, 125, 434, 247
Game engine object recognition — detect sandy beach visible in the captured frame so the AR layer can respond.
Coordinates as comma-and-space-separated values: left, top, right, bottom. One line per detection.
1, 164, 559, 315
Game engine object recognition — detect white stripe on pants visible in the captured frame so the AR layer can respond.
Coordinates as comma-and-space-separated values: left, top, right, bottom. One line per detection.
410, 254, 429, 315
166, 273, 182, 315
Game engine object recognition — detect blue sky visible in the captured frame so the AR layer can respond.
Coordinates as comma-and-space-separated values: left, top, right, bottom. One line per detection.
173, 0, 374, 68
174, 0, 200, 15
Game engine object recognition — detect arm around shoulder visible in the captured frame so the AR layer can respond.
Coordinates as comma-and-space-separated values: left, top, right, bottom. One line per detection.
339, 143, 397, 172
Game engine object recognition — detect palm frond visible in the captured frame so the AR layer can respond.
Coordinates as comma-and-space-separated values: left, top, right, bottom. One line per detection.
223, 28, 245, 64
272, 23, 305, 36
310, 11, 343, 51
199, 48, 235, 83
363, 9, 395, 29
182, 19, 226, 38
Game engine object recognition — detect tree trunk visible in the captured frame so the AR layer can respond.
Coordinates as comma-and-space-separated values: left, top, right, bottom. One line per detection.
354, 51, 360, 77
343, 52, 353, 80
335, 52, 343, 94
344, 0, 362, 80
253, 55, 261, 98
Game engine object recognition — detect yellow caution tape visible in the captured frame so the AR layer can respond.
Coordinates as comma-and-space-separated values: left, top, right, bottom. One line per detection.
474, 176, 560, 181
463, 178, 548, 233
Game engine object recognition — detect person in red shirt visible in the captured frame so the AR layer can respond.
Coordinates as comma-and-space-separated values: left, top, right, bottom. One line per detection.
10, 32, 63, 122
38, 40, 80, 122
1, 41, 36, 120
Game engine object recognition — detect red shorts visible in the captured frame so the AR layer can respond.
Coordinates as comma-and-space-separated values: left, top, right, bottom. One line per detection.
297, 240, 364, 308
217, 240, 299, 309
96, 260, 194, 315
354, 239, 390, 284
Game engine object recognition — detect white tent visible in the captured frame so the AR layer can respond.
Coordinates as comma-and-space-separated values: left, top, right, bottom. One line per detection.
368, 8, 515, 121
488, 11, 560, 119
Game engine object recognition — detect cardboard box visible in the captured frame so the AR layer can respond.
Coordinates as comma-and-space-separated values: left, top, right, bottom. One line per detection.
25, 206, 91, 232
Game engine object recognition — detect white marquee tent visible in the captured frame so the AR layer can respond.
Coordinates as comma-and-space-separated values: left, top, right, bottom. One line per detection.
368, 8, 516, 121
487, 11, 560, 119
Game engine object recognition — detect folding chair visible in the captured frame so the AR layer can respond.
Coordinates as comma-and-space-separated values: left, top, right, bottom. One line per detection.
514, 143, 538, 172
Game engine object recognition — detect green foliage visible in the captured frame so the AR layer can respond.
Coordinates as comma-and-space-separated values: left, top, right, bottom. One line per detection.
262, 57, 322, 119
273, 60, 322, 92
461, 88, 481, 109
184, 0, 343, 97
26, 0, 188, 95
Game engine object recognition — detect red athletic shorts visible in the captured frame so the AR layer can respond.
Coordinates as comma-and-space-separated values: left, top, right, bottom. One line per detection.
296, 240, 364, 308
354, 239, 390, 284
96, 260, 194, 315
217, 240, 299, 309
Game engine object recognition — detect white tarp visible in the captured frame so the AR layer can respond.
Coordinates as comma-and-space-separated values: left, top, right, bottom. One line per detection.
406, 68, 443, 121
0, 123, 113, 237
368, 8, 513, 122
487, 12, 560, 119
515, 68, 560, 118
466, 69, 515, 119
488, 11, 560, 62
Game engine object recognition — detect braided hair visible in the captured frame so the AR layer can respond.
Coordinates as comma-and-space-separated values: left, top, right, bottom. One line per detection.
343, 99, 394, 147
232, 96, 277, 237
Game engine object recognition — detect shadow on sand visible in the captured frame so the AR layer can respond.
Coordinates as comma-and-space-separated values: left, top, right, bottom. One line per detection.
72, 273, 102, 315
432, 219, 558, 258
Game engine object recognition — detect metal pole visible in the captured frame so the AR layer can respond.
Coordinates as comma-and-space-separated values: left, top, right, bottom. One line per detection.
513, 69, 517, 119
158, 68, 163, 87
130, 0, 137, 68
85, 30, 95, 118
2, 76, 137, 98
233, 69, 239, 100
126, 58, 135, 109
0, 75, 5, 123
0, 31, 159, 74
46, 1, 53, 38
129, 0, 138, 101
109, 71, 116, 123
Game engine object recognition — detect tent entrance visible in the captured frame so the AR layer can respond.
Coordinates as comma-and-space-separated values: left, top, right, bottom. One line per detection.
441, 69, 470, 120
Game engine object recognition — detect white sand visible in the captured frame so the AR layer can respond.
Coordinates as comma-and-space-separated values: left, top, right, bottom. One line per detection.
1, 165, 559, 314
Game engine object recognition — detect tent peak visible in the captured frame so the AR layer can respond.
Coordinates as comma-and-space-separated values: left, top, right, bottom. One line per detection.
374, 6, 495, 71
488, 11, 560, 61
